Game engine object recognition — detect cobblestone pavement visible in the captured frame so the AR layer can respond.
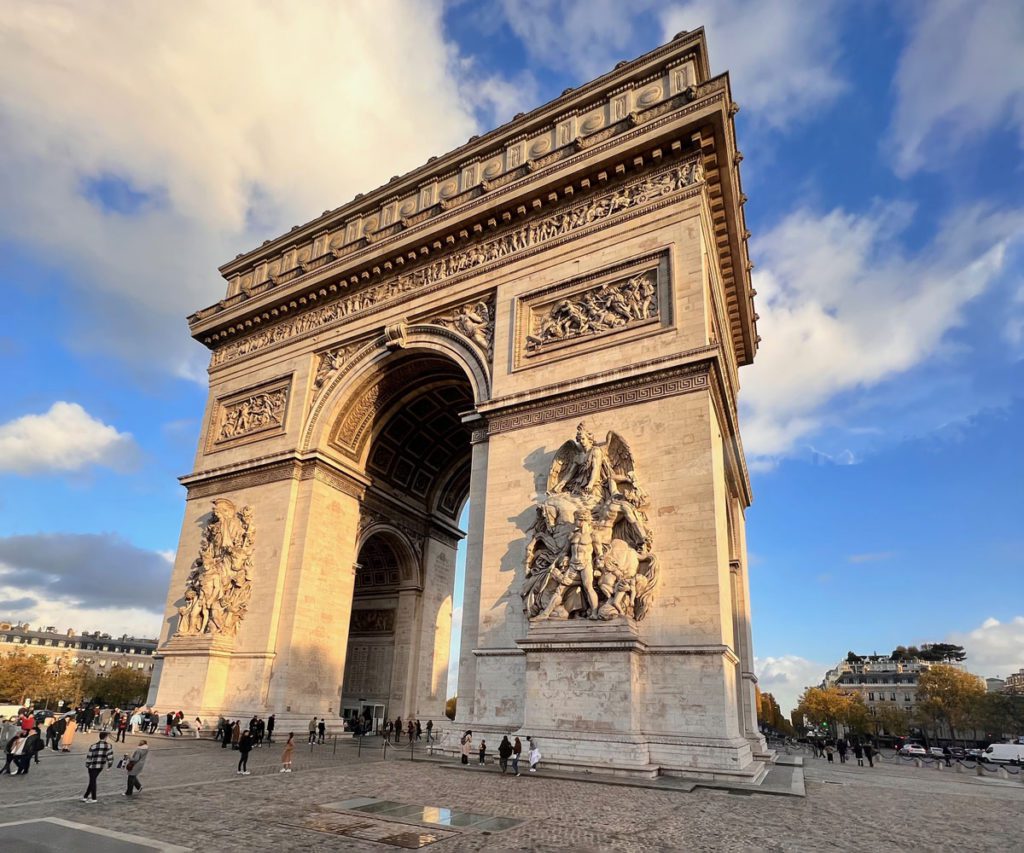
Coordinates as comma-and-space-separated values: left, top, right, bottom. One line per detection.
1, 733, 1021, 851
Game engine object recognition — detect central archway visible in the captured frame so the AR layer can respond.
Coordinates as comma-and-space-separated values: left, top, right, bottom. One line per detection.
328, 344, 477, 727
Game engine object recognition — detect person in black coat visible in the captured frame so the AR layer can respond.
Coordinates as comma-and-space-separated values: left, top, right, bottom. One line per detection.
498, 736, 513, 774
237, 731, 253, 775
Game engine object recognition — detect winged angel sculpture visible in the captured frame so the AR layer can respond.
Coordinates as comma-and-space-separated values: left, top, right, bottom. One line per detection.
521, 423, 658, 622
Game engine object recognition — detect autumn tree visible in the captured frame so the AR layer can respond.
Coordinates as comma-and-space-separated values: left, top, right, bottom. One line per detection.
873, 704, 911, 737
85, 666, 151, 708
916, 664, 985, 743
795, 687, 866, 736
0, 650, 51, 705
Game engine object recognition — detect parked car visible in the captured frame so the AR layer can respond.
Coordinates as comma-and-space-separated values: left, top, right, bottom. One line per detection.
900, 744, 927, 756
982, 743, 1024, 764
949, 747, 966, 759
928, 747, 945, 758
966, 748, 984, 758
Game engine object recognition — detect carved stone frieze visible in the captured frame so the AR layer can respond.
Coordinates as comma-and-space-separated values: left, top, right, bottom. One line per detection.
521, 423, 658, 622
174, 499, 254, 639
313, 342, 363, 393
348, 608, 396, 634
216, 390, 286, 442
209, 157, 703, 367
525, 270, 657, 352
208, 378, 290, 451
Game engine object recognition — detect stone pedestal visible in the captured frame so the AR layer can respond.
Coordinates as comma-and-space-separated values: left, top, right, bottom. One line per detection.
511, 618, 764, 782
151, 634, 236, 716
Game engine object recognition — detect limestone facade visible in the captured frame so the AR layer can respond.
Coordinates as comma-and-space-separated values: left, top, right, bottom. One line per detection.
149, 28, 766, 779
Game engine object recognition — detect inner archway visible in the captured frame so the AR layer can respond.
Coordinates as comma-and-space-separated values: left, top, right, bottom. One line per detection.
335, 349, 476, 729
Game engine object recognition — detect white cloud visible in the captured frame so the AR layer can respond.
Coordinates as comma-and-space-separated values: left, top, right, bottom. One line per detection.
755, 654, 827, 718
0, 402, 138, 474
889, 0, 1024, 176
0, 590, 162, 641
741, 203, 1024, 463
661, 0, 846, 127
948, 616, 1024, 680
0, 0, 501, 376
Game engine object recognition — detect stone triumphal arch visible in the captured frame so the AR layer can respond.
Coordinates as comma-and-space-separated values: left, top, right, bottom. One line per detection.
150, 29, 768, 780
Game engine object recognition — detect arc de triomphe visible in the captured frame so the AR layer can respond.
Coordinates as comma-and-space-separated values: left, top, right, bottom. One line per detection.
149, 29, 768, 781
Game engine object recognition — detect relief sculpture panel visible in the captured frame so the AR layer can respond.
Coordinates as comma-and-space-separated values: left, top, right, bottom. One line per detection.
521, 422, 658, 622
208, 377, 290, 451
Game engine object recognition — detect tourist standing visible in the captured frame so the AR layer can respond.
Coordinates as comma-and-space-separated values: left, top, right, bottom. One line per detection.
863, 743, 874, 768
280, 733, 294, 773
837, 738, 847, 764
415, 720, 422, 741
49, 716, 67, 751
164, 712, 174, 737
237, 730, 253, 775
426, 720, 433, 743
308, 717, 317, 744
529, 743, 541, 773
116, 713, 128, 743
194, 717, 203, 739
853, 742, 863, 766
231, 720, 241, 749
512, 737, 522, 776
460, 731, 472, 766
825, 742, 834, 763
407, 720, 415, 743
317, 718, 326, 744
394, 716, 402, 744
498, 736, 513, 774
478, 739, 487, 765
267, 714, 276, 744
124, 740, 149, 797
60, 717, 78, 752
81, 731, 114, 803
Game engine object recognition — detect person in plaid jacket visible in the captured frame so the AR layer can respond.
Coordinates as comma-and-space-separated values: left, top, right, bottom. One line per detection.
81, 731, 114, 803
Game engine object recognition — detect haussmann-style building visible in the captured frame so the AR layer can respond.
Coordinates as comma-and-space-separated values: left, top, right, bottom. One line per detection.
147, 28, 769, 782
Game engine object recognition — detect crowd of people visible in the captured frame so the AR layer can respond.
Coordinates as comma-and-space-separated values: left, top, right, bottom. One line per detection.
378, 716, 434, 744
808, 737, 877, 767
458, 730, 541, 775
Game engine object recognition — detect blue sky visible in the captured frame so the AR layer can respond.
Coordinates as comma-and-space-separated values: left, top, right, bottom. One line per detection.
1, 1, 1022, 714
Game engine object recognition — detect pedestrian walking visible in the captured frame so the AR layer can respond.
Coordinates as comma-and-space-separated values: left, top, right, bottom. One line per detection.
237, 730, 253, 775
529, 743, 541, 773
81, 731, 114, 803
1, 731, 25, 775
460, 731, 472, 766
231, 720, 241, 749
280, 733, 294, 773
863, 743, 874, 768
415, 720, 422, 742
498, 736, 513, 774
194, 717, 203, 739
394, 716, 402, 744
853, 742, 863, 766
407, 720, 415, 743
16, 727, 43, 775
478, 739, 487, 765
317, 719, 326, 744
123, 740, 149, 797
256, 717, 265, 747
426, 719, 433, 743
308, 717, 317, 745
825, 743, 834, 763
837, 738, 847, 764
116, 713, 128, 743
512, 736, 522, 776
267, 714, 275, 744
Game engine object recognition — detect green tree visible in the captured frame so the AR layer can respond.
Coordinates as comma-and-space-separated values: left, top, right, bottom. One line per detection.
916, 664, 985, 743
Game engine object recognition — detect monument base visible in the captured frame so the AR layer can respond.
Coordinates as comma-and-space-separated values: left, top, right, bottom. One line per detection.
150, 635, 236, 717
503, 618, 766, 782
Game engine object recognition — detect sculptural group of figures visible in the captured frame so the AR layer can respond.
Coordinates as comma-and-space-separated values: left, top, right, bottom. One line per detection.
521, 423, 658, 622
176, 499, 255, 638
217, 391, 286, 441
526, 271, 657, 350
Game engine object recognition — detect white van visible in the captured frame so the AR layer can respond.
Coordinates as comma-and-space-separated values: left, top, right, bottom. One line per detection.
983, 743, 1024, 764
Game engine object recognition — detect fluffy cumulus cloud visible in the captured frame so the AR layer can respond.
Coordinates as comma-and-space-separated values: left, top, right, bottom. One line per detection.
0, 402, 138, 474
0, 0, 525, 378
741, 203, 1024, 464
755, 654, 827, 717
660, 0, 846, 127
948, 616, 1024, 679
0, 532, 171, 621
889, 0, 1024, 176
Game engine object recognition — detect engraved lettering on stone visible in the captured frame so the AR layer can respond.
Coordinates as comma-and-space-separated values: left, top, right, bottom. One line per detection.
217, 390, 287, 441
526, 270, 657, 351
175, 499, 254, 638
210, 159, 704, 366
521, 423, 658, 622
